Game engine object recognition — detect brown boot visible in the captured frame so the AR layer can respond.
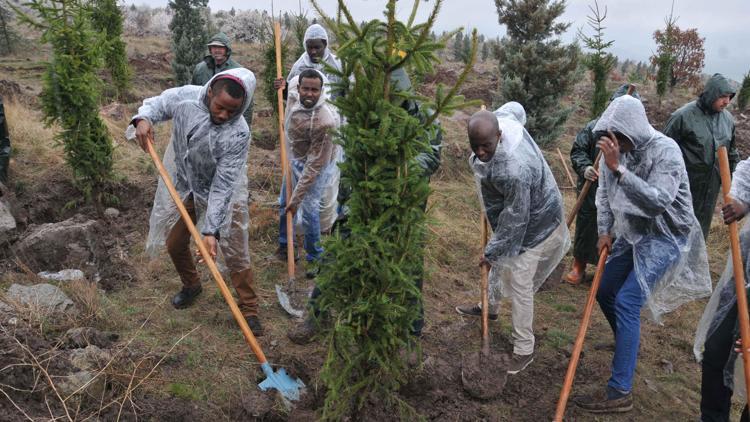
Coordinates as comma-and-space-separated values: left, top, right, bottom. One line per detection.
563, 258, 586, 285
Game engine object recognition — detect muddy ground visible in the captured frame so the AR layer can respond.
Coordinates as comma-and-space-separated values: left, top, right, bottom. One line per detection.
1, 37, 748, 421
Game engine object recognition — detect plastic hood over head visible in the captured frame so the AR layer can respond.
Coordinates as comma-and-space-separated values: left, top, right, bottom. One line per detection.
200, 68, 256, 123
594, 95, 655, 149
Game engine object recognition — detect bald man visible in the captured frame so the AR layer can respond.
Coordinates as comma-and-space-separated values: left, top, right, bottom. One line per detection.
457, 107, 569, 375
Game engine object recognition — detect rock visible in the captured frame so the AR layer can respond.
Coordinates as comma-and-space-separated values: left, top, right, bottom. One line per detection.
660, 359, 674, 374
70, 345, 112, 370
6, 283, 74, 313
57, 370, 105, 398
104, 207, 120, 219
38, 269, 86, 282
0, 300, 12, 313
12, 215, 106, 277
0, 199, 16, 244
63, 327, 119, 349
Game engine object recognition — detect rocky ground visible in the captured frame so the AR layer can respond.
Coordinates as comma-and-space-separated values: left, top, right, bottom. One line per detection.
0, 36, 748, 421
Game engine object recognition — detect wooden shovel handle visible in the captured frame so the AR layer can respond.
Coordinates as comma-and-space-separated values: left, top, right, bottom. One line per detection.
718, 146, 750, 407
554, 246, 609, 421
146, 139, 268, 365
557, 147, 576, 188
274, 21, 295, 278
566, 151, 602, 228
481, 214, 490, 355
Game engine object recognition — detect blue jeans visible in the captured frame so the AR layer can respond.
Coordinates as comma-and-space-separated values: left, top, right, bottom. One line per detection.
596, 239, 679, 392
278, 160, 325, 262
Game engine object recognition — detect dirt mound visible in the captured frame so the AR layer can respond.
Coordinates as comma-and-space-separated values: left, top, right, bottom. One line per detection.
129, 52, 172, 73
460, 351, 509, 399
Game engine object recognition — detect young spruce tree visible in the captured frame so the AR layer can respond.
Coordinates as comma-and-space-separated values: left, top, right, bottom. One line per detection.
0, 2, 18, 55
91, 0, 131, 99
15, 0, 113, 201
310, 0, 477, 419
577, 1, 615, 119
494, 0, 579, 146
169, 0, 208, 85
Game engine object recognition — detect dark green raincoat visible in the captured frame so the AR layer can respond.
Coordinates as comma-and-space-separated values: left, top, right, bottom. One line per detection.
0, 95, 9, 183
570, 84, 641, 265
191, 32, 253, 126
664, 73, 738, 239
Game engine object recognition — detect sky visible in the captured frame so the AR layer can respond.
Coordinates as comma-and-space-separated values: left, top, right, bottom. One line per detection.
136, 0, 750, 81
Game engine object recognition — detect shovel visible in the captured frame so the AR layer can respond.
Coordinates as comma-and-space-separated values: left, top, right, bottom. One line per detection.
553, 246, 609, 421
718, 145, 750, 407
461, 214, 508, 399
273, 21, 304, 318
145, 138, 305, 401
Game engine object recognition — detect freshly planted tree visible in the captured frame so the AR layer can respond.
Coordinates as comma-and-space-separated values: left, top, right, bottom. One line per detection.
91, 0, 131, 98
169, 0, 208, 85
15, 0, 114, 201
738, 71, 750, 112
310, 0, 477, 419
577, 1, 616, 118
494, 0, 579, 146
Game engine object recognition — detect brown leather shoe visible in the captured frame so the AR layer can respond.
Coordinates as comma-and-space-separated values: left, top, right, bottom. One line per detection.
573, 387, 633, 413
563, 258, 586, 285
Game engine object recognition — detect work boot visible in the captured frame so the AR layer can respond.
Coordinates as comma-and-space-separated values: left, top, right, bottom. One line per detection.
507, 353, 534, 375
288, 317, 318, 345
245, 315, 264, 336
455, 303, 498, 321
172, 285, 202, 309
573, 386, 633, 413
563, 258, 586, 285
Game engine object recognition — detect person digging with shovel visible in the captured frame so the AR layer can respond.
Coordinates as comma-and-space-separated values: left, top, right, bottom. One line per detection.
572, 95, 711, 413
564, 84, 641, 285
694, 155, 750, 422
127, 68, 264, 335
455, 105, 570, 375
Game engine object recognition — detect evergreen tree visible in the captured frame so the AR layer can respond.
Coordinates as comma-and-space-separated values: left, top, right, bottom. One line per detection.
461, 31, 471, 64
15, 0, 114, 201
494, 0, 579, 146
577, 1, 615, 118
169, 0, 208, 85
0, 2, 18, 55
481, 41, 489, 61
737, 71, 750, 112
91, 0, 131, 99
310, 0, 478, 419
452, 30, 463, 61
652, 4, 677, 104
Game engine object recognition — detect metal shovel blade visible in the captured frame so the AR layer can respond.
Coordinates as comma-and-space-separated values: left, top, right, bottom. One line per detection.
258, 362, 306, 401
275, 282, 304, 318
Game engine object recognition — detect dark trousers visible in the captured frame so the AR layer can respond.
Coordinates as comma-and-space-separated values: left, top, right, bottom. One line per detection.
701, 303, 750, 421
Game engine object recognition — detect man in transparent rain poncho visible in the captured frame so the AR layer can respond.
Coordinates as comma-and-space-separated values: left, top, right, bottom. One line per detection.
274, 24, 344, 237
455, 103, 570, 375
695, 156, 750, 422
277, 69, 338, 278
127, 68, 265, 335
572, 95, 711, 413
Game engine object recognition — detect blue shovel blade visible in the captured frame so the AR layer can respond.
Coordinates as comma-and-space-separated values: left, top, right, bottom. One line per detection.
258, 362, 306, 401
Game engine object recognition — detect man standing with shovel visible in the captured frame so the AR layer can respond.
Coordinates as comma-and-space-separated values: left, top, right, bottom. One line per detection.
128, 68, 263, 335
573, 95, 711, 413
455, 105, 570, 375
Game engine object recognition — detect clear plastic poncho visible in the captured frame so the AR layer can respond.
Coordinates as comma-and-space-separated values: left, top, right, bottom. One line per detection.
287, 24, 343, 96
594, 95, 712, 322
284, 71, 340, 232
472, 103, 570, 300
127, 68, 256, 259
694, 158, 750, 389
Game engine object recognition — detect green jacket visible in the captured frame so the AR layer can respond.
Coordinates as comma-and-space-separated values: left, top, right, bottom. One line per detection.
0, 95, 9, 183
664, 73, 738, 238
191, 33, 253, 126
